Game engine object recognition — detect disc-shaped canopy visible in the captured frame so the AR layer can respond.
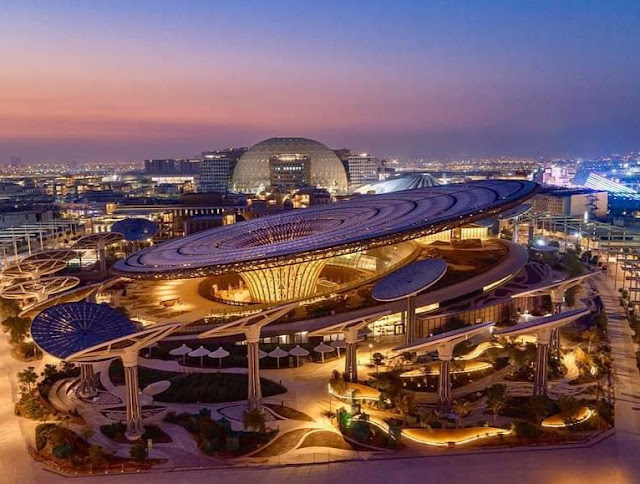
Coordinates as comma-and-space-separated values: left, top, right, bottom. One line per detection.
330, 339, 347, 349
1, 276, 79, 300
169, 344, 192, 356
289, 345, 310, 357
373, 258, 448, 302
22, 250, 78, 263
188, 346, 210, 358
268, 347, 289, 359
74, 232, 123, 249
208, 346, 230, 359
112, 218, 159, 242
31, 302, 137, 360
3, 259, 67, 279
314, 342, 336, 353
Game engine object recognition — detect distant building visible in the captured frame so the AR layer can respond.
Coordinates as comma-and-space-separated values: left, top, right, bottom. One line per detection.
269, 155, 311, 191
198, 148, 247, 193
144, 159, 201, 176
531, 187, 608, 219
346, 153, 379, 191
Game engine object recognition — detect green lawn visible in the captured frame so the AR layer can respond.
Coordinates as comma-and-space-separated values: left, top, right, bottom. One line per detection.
109, 360, 286, 403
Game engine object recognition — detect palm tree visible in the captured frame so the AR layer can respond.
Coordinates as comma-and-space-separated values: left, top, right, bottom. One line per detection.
451, 400, 472, 428
394, 390, 416, 424
17, 367, 38, 392
486, 384, 509, 424
243, 409, 266, 433
557, 395, 582, 426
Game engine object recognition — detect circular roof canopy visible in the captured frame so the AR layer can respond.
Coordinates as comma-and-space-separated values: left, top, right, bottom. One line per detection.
3, 259, 67, 279
372, 259, 448, 301
112, 218, 158, 242
31, 302, 137, 359
74, 232, 124, 249
114, 180, 538, 279
354, 173, 440, 194
232, 137, 348, 194
1, 276, 79, 299
22, 250, 78, 263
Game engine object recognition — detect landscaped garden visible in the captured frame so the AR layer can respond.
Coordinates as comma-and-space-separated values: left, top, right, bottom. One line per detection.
164, 408, 276, 456
109, 359, 286, 403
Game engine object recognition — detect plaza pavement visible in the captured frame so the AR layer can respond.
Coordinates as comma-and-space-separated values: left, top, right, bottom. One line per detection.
3, 273, 640, 483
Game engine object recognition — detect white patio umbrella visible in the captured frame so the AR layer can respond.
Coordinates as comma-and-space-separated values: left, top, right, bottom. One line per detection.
268, 347, 289, 368
169, 344, 192, 365
189, 345, 210, 367
208, 346, 230, 368
258, 349, 268, 359
330, 339, 346, 357
314, 342, 336, 364
289, 345, 310, 367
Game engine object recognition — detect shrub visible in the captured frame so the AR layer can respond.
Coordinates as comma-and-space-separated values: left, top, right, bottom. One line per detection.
130, 440, 147, 461
515, 421, 543, 440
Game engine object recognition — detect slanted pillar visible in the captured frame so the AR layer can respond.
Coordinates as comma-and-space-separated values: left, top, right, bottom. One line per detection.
534, 330, 552, 396
344, 327, 359, 383
78, 363, 97, 398
98, 243, 107, 279
406, 295, 416, 345
245, 327, 262, 411
122, 350, 143, 440
436, 343, 454, 413
550, 289, 564, 354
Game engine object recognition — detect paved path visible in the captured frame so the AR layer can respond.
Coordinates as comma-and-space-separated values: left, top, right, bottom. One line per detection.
0, 336, 36, 484
4, 272, 640, 483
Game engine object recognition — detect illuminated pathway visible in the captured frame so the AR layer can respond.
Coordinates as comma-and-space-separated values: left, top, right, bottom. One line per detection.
4, 272, 640, 483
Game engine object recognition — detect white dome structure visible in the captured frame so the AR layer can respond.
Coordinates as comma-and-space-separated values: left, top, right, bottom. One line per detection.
232, 137, 348, 194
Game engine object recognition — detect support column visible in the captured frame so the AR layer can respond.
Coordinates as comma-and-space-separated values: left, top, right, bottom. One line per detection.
550, 289, 564, 354
344, 327, 359, 383
406, 294, 416, 345
534, 330, 551, 396
436, 344, 453, 413
122, 350, 143, 440
513, 216, 520, 244
245, 327, 262, 411
98, 244, 107, 279
78, 363, 97, 398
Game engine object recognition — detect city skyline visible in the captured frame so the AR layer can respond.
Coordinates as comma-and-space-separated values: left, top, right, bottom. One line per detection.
2, 0, 640, 162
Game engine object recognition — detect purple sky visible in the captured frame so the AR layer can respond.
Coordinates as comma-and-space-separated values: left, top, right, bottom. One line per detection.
1, 1, 639, 162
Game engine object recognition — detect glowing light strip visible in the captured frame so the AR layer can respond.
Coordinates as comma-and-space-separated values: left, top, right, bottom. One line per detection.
401, 427, 513, 447
541, 408, 593, 428
399, 362, 493, 377
327, 384, 381, 401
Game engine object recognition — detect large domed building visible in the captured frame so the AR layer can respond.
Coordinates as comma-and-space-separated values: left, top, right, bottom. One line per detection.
232, 137, 348, 194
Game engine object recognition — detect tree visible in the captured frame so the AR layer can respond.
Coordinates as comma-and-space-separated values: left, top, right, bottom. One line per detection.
372, 352, 384, 374
41, 364, 58, 381
394, 390, 416, 424
565, 287, 577, 307
88, 444, 106, 469
509, 343, 536, 370
557, 395, 582, 427
130, 439, 147, 461
451, 400, 472, 428
486, 384, 509, 424
329, 371, 347, 395
5, 316, 30, 344
242, 409, 266, 433
18, 367, 38, 391
526, 395, 554, 423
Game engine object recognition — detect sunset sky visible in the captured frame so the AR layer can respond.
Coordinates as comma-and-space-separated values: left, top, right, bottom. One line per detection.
2, 0, 639, 162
